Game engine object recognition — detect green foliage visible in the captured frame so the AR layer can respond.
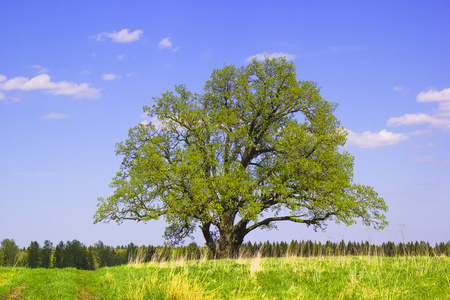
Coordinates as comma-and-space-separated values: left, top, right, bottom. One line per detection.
40, 240, 52, 268
63, 240, 89, 270
1, 256, 449, 299
95, 57, 388, 257
5, 238, 450, 272
26, 241, 40, 268
93, 240, 114, 268
1, 239, 19, 267
53, 241, 64, 268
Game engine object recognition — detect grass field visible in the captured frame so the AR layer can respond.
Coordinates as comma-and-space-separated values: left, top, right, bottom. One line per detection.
1, 255, 449, 299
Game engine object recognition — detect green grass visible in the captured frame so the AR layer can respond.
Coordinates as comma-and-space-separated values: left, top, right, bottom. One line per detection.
1, 255, 449, 299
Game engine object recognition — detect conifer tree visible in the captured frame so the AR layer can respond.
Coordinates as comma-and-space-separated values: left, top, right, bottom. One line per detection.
27, 241, 40, 268
40, 240, 53, 268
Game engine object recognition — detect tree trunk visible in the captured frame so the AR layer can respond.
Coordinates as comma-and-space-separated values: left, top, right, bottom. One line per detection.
217, 234, 243, 258
217, 213, 246, 258
201, 213, 248, 259
200, 222, 217, 257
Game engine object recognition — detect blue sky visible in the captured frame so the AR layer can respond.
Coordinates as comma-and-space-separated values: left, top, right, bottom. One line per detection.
1, 0, 449, 248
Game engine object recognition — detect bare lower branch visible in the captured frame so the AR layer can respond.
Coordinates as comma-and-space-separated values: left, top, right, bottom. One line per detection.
244, 212, 336, 235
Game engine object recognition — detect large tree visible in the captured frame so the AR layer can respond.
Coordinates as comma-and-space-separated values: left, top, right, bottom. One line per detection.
94, 58, 388, 258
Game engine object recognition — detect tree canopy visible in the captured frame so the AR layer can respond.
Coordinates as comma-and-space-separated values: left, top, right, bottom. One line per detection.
94, 58, 388, 258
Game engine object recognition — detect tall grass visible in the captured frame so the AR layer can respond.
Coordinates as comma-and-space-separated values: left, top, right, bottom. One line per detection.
1, 253, 449, 299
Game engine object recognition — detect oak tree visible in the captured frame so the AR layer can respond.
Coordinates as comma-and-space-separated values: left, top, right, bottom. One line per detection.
94, 58, 388, 258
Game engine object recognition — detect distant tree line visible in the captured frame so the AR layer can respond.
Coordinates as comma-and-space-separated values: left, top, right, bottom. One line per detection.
1, 238, 449, 270
238, 240, 450, 258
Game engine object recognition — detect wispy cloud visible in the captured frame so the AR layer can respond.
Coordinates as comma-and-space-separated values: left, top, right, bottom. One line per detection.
345, 129, 410, 149
349, 87, 450, 150
41, 112, 70, 120
413, 156, 437, 164
158, 37, 172, 49
245, 52, 297, 62
327, 45, 368, 53
157, 37, 179, 52
387, 87, 450, 131
32, 65, 49, 73
117, 54, 126, 60
0, 74, 101, 99
0, 95, 21, 103
387, 113, 450, 129
204, 49, 213, 59
413, 156, 450, 168
409, 142, 435, 150
277, 42, 300, 48
102, 73, 121, 81
94, 28, 143, 43
393, 86, 406, 92
14, 172, 55, 177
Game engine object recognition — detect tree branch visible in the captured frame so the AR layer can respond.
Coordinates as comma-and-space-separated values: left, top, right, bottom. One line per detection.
244, 212, 337, 235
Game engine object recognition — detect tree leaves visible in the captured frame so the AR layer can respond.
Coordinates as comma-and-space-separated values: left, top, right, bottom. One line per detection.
95, 57, 388, 257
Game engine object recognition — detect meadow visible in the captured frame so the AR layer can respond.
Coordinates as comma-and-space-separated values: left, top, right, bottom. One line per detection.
1, 254, 449, 299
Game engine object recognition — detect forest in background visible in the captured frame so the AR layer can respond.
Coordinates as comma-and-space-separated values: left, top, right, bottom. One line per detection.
1, 238, 449, 270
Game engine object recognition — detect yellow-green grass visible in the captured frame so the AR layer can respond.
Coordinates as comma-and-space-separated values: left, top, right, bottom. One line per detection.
1, 255, 449, 299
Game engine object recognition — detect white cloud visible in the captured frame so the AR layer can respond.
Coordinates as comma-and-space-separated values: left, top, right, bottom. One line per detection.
32, 65, 49, 73
158, 37, 172, 50
387, 88, 450, 131
0, 78, 5, 100
41, 112, 70, 120
345, 129, 410, 149
139, 114, 182, 131
140, 114, 161, 128
0, 74, 101, 99
387, 113, 450, 129
102, 73, 121, 81
94, 28, 143, 43
437, 100, 450, 117
140, 116, 162, 129
245, 52, 297, 62
393, 86, 406, 92
413, 156, 450, 168
413, 156, 437, 164
117, 54, 126, 60
416, 88, 450, 102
